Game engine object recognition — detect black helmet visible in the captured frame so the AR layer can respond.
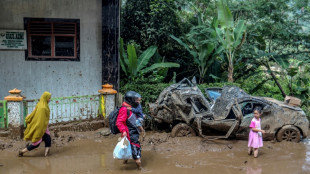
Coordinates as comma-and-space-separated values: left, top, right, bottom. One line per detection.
124, 91, 141, 108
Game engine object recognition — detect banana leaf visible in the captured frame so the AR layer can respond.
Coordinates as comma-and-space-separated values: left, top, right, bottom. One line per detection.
233, 20, 246, 48
127, 44, 138, 77
136, 46, 157, 73
141, 62, 180, 74
217, 0, 233, 28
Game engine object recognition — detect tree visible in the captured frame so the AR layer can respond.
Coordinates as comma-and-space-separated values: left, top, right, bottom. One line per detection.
232, 0, 310, 96
121, 0, 186, 52
121, 0, 192, 81
215, 0, 246, 82
170, 22, 222, 83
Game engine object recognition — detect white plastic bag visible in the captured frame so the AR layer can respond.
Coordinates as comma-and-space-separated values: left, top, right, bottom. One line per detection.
258, 132, 262, 137
113, 137, 132, 160
257, 128, 262, 137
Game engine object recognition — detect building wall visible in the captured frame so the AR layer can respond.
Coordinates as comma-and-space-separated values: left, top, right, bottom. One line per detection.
0, 0, 102, 99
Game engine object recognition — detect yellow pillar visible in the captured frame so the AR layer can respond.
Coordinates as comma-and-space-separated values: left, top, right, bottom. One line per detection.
98, 84, 117, 118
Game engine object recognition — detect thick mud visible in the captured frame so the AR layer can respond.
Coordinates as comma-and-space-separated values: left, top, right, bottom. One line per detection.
1, 129, 310, 174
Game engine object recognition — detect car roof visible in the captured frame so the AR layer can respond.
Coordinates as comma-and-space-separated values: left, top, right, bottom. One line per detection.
211, 86, 250, 119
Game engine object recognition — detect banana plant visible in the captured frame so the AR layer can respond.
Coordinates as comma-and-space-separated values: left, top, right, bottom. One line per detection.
170, 20, 222, 83
216, 0, 246, 82
120, 38, 180, 81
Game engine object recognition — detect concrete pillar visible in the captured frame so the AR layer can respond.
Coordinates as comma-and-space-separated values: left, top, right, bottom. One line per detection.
4, 88, 25, 139
102, 0, 120, 91
98, 84, 117, 118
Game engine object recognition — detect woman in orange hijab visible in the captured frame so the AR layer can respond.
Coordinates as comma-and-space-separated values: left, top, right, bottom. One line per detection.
18, 91, 52, 157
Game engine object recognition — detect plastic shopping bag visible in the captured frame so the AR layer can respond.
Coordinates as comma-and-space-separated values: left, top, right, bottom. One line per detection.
257, 128, 262, 137
113, 137, 132, 160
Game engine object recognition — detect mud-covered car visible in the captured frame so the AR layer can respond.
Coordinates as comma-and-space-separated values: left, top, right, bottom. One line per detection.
149, 78, 309, 142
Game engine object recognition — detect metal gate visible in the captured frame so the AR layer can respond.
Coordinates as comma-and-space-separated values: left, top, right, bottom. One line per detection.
24, 94, 100, 124
0, 100, 8, 128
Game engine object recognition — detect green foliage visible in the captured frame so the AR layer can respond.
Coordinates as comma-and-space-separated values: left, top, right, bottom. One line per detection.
217, 0, 233, 28
120, 38, 180, 82
237, 73, 286, 101
121, 0, 194, 82
120, 0, 310, 120
226, 0, 310, 106
170, 4, 223, 83
216, 0, 247, 82
282, 62, 310, 110
235, 0, 310, 74
170, 25, 220, 83
122, 0, 174, 49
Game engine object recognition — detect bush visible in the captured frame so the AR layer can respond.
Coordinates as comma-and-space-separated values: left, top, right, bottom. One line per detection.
237, 75, 287, 101
119, 83, 171, 114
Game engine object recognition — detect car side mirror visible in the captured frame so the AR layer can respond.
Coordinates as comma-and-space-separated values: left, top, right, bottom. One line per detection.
263, 105, 271, 113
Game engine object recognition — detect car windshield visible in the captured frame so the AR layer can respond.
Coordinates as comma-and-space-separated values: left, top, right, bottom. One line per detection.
207, 90, 221, 101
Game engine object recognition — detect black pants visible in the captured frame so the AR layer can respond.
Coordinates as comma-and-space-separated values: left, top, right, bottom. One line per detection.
27, 133, 51, 151
131, 144, 141, 160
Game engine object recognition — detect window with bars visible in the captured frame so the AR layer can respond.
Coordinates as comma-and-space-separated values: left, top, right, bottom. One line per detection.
24, 18, 80, 61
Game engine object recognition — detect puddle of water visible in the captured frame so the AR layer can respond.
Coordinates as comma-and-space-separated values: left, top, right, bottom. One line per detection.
1, 133, 310, 174
302, 138, 310, 145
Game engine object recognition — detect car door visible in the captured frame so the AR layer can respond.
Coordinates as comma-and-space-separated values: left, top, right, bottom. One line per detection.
235, 99, 272, 139
196, 101, 243, 139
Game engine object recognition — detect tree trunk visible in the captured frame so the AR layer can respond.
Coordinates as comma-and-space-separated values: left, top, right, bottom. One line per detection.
228, 60, 234, 82
264, 63, 286, 98
199, 77, 204, 84
270, 71, 286, 98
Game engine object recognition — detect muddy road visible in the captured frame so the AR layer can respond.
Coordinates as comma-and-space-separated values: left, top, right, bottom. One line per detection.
1, 129, 310, 174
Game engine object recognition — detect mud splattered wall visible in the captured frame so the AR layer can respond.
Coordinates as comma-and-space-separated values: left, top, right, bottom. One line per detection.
0, 0, 103, 99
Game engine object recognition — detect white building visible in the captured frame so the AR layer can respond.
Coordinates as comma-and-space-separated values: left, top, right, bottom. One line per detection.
0, 0, 120, 100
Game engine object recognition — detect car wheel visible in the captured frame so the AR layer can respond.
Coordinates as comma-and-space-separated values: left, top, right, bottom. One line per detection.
171, 123, 196, 137
276, 125, 301, 142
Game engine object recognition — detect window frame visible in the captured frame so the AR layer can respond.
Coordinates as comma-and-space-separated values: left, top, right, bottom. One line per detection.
24, 18, 80, 61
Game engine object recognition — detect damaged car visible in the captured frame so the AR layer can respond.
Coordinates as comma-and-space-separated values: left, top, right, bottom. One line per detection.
149, 78, 309, 142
